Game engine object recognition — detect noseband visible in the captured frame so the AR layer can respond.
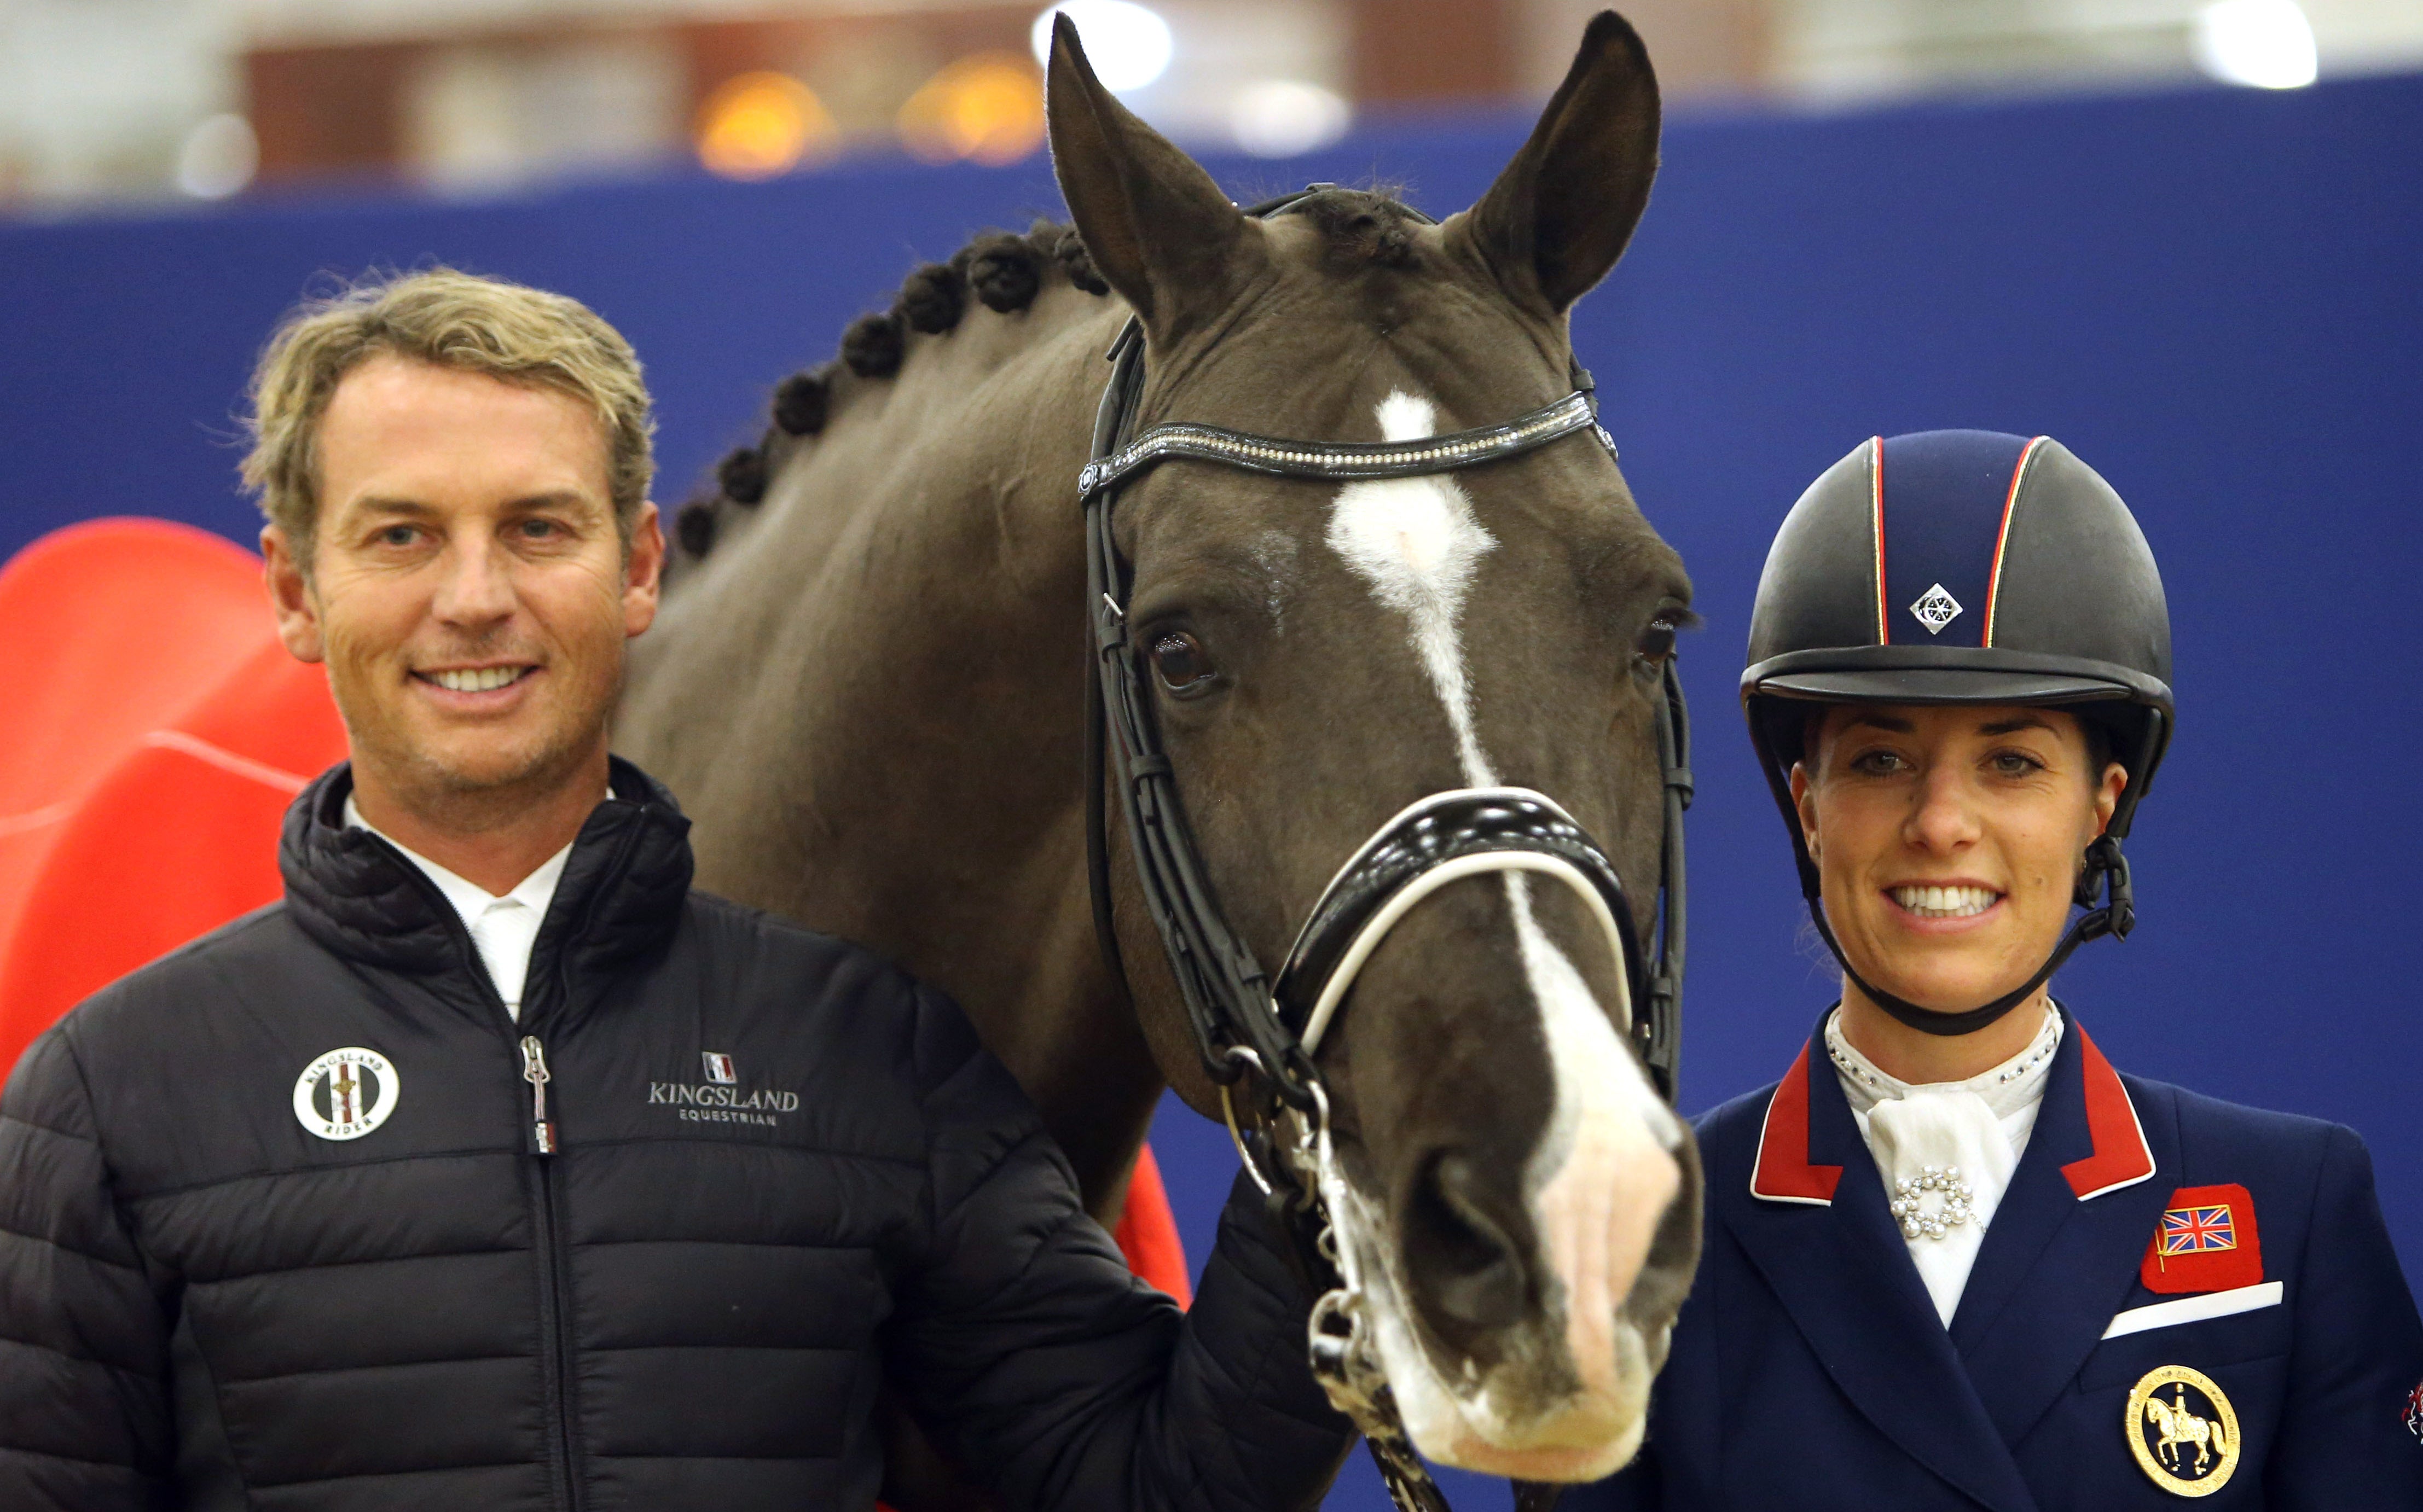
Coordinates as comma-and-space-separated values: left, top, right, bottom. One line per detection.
1277, 787, 1646, 1059
1078, 187, 1691, 1512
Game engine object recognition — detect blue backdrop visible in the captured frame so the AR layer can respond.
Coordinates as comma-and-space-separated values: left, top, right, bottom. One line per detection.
4, 69, 2416, 1510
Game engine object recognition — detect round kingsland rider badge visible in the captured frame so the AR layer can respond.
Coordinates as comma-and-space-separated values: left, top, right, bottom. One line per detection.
292, 1048, 400, 1141
2126, 1365, 2241, 1496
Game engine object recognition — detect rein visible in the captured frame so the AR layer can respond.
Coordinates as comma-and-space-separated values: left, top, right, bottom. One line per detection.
1078, 187, 1691, 1512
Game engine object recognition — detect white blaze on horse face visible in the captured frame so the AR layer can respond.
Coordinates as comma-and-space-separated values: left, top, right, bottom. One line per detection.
1323, 389, 1684, 1480
1326, 393, 1499, 785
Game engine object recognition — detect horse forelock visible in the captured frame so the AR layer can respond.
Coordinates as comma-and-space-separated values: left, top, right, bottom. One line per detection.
1265, 184, 1425, 270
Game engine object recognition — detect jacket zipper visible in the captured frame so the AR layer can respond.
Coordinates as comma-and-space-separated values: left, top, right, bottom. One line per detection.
523, 853, 610, 1512
521, 1036, 557, 1154
521, 1033, 582, 1512
355, 825, 593, 1510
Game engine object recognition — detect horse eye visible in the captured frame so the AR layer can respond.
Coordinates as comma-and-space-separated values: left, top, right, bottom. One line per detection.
1638, 614, 1678, 665
1149, 631, 1216, 694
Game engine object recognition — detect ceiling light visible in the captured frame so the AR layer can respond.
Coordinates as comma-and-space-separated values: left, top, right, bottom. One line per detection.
695, 72, 838, 181
2192, 0, 2319, 90
176, 114, 257, 200
900, 54, 1047, 165
1230, 80, 1351, 159
1030, 2, 1174, 93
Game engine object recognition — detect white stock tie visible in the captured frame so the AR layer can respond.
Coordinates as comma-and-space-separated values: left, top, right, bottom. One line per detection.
1828, 1007, 2065, 1327
1866, 1090, 2015, 1324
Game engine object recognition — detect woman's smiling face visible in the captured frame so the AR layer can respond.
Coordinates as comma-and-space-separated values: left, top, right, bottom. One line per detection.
1790, 703, 2125, 1017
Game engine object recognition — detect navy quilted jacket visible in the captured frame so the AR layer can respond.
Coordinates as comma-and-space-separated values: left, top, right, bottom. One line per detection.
0, 760, 1352, 1510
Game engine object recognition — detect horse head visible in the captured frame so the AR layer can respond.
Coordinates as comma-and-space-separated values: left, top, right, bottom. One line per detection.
1047, 10, 1701, 1480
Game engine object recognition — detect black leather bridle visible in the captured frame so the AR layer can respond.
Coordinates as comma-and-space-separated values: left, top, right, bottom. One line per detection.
1077, 187, 1691, 1512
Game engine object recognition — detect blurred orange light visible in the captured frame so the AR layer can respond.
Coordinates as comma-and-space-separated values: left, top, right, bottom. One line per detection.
697, 72, 838, 180
897, 53, 1046, 166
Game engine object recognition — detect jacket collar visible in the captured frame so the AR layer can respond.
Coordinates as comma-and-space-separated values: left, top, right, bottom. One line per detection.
1734, 1005, 2169, 1499
280, 757, 694, 1023
1748, 1040, 1843, 1203
1748, 1004, 2155, 1209
2047, 1019, 2157, 1199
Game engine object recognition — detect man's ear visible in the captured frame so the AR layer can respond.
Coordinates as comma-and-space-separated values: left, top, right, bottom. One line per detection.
1447, 9, 1660, 314
1045, 12, 1250, 337
261, 525, 325, 664
624, 502, 663, 639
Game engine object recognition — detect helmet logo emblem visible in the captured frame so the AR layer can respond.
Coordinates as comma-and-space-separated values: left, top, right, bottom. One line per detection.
1909, 583, 1963, 635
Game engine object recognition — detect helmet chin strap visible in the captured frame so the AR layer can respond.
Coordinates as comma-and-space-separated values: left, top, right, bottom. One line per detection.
1805, 835, 2135, 1038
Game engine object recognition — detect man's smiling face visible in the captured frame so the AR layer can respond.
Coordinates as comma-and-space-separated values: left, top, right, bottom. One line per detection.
264, 353, 659, 812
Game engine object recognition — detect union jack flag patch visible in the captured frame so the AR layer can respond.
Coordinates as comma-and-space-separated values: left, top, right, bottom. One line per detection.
2160, 1204, 2237, 1255
2141, 1183, 2262, 1294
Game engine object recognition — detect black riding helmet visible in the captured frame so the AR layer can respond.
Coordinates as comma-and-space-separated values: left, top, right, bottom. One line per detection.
1742, 430, 2174, 1036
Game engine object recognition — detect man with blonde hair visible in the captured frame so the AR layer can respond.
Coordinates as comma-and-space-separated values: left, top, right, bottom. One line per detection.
0, 269, 1350, 1511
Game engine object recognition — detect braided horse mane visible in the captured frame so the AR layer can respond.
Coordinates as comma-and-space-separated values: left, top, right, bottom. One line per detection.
666, 221, 1106, 567
665, 194, 1428, 571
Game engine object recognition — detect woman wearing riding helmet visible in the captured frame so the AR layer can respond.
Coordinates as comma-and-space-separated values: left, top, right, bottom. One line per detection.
1582, 431, 2423, 1508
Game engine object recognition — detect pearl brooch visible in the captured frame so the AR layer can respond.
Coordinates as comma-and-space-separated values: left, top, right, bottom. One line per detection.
1891, 1164, 1976, 1241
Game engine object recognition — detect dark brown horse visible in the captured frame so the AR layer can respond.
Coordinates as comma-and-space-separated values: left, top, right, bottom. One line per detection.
619, 9, 1700, 1485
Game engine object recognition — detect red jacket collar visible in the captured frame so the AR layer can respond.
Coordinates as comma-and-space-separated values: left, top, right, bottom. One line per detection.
1750, 1044, 1843, 1204
2056, 1025, 2155, 1199
1751, 1010, 2153, 1206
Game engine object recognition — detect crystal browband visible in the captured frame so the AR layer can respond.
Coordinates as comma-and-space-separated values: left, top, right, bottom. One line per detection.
1078, 389, 1609, 499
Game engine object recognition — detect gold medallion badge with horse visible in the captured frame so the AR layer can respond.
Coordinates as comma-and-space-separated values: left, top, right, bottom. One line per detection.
2126, 1364, 2241, 1496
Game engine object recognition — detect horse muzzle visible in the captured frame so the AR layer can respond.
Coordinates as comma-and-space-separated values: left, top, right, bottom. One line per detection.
1271, 787, 1696, 1482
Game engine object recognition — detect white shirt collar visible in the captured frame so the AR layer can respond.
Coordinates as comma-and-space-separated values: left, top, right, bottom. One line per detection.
1825, 1002, 2065, 1122
343, 793, 576, 1020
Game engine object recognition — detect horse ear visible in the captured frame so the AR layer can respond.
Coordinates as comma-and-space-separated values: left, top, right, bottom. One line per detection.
1450, 10, 1660, 313
1045, 13, 1247, 335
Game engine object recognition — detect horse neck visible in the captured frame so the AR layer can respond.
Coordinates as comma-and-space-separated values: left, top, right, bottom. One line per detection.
622, 289, 1166, 1217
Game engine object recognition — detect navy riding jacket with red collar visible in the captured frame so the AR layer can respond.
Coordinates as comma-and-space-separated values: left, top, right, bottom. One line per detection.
1579, 1005, 2423, 1510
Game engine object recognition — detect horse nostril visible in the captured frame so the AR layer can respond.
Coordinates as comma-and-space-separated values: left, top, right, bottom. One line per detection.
1403, 1149, 1531, 1352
